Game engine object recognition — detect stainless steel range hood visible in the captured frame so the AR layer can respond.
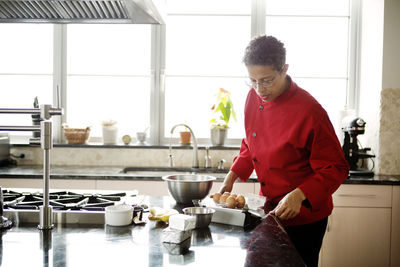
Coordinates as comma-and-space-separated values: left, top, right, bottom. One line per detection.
0, 0, 164, 24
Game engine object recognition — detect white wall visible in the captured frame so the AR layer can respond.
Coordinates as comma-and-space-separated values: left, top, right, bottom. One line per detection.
358, 0, 400, 175
379, 0, 400, 175
358, 0, 385, 172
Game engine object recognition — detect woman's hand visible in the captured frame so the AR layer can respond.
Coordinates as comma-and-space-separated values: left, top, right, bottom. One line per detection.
269, 188, 306, 220
218, 171, 238, 194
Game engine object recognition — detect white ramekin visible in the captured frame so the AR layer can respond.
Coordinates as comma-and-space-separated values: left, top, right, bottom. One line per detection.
105, 204, 134, 226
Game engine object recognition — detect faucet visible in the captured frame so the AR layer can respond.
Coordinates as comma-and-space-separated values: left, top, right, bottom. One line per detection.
0, 87, 63, 230
205, 146, 212, 168
217, 159, 226, 170
168, 124, 199, 168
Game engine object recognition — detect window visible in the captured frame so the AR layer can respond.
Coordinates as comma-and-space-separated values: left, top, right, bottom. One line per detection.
264, 0, 351, 123
1, 0, 358, 146
0, 24, 53, 141
163, 0, 250, 144
66, 24, 151, 140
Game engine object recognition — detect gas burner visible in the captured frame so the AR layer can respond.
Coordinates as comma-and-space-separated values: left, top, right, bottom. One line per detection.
2, 190, 126, 211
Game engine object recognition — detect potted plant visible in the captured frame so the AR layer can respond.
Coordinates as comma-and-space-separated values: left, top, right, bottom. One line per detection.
209, 88, 236, 146
179, 129, 191, 145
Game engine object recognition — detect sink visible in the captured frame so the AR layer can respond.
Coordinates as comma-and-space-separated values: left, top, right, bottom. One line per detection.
120, 167, 228, 178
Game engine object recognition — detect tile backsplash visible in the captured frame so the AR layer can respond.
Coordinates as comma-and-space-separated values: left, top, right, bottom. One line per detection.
11, 146, 239, 169
378, 88, 400, 175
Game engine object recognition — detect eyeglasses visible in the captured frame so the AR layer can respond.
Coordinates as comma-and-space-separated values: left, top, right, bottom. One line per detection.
245, 67, 284, 89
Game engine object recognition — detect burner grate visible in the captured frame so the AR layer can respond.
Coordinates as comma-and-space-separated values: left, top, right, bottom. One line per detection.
2, 189, 126, 211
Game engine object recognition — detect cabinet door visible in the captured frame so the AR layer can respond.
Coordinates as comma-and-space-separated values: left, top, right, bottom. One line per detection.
210, 181, 254, 195
321, 207, 391, 267
96, 180, 169, 196
392, 186, 400, 267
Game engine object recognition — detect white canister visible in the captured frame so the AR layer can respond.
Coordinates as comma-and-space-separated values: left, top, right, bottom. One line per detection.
105, 204, 133, 226
102, 125, 118, 145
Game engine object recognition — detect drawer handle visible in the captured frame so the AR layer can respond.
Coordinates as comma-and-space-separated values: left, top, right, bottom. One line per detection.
337, 194, 377, 198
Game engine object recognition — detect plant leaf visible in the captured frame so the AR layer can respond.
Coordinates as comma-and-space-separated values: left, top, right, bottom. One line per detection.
218, 102, 227, 122
225, 102, 231, 125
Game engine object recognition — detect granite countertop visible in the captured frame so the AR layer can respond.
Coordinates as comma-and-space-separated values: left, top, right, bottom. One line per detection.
0, 165, 399, 185
0, 196, 304, 267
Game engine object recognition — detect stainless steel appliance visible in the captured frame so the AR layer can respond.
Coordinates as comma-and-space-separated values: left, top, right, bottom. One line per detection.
1, 189, 138, 225
0, 133, 10, 167
0, 0, 164, 24
342, 117, 375, 177
2, 189, 126, 211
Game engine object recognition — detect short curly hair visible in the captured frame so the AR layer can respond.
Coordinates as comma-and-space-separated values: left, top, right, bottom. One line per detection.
243, 35, 286, 71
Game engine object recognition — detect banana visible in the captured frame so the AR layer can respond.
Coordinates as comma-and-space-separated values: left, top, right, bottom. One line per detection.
148, 207, 179, 223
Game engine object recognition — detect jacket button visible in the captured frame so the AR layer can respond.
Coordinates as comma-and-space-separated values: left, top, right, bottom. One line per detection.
253, 158, 257, 162
261, 182, 265, 186
252, 132, 256, 137
259, 105, 264, 110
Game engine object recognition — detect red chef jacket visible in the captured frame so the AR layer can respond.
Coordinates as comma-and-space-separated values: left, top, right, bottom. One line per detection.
231, 77, 349, 226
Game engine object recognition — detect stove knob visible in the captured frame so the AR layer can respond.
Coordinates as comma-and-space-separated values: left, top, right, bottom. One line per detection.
356, 118, 365, 126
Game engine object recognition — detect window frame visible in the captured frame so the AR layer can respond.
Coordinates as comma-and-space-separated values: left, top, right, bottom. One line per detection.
24, 0, 360, 145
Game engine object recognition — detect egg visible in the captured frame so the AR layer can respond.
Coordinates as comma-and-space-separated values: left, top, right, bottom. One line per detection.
219, 194, 229, 203
213, 193, 221, 203
226, 196, 236, 209
236, 195, 246, 209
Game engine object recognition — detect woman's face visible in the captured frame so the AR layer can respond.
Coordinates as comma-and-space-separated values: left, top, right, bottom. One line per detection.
246, 64, 289, 102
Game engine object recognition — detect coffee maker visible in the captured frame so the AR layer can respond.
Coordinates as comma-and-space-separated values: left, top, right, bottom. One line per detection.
342, 117, 375, 177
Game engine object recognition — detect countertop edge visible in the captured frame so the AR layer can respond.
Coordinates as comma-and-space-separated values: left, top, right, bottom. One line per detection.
0, 166, 399, 185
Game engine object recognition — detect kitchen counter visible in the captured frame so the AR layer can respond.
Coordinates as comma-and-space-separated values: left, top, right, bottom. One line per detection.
0, 165, 399, 185
0, 196, 305, 267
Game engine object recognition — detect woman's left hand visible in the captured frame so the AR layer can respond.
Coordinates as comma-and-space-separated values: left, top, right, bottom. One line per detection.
269, 188, 306, 220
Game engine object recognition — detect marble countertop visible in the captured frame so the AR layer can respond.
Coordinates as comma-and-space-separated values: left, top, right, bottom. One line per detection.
0, 196, 304, 267
0, 165, 399, 185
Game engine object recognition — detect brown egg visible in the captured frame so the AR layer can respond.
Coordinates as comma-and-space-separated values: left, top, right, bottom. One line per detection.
236, 195, 246, 209
219, 194, 229, 203
213, 193, 221, 203
226, 196, 236, 209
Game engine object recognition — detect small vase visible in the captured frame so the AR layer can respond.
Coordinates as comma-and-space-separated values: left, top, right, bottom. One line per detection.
179, 131, 191, 145
102, 125, 118, 145
210, 128, 227, 146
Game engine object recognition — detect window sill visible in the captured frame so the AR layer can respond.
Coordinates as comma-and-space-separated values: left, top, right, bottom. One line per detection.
11, 142, 240, 150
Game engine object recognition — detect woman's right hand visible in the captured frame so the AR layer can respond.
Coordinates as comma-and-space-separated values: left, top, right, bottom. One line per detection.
218, 170, 238, 194
219, 183, 233, 194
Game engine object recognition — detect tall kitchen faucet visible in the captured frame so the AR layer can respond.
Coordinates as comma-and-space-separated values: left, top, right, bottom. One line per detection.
0, 88, 63, 230
168, 124, 199, 168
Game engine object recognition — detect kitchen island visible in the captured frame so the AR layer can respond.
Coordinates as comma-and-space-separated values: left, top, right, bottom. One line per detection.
0, 196, 305, 267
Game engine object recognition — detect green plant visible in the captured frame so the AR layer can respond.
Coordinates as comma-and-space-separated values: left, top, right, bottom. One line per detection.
210, 88, 237, 129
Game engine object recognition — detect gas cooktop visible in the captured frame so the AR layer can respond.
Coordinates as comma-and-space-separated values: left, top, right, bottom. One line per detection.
3, 189, 126, 211
2, 189, 140, 225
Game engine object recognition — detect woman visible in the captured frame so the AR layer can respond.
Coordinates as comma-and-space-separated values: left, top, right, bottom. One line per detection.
219, 35, 349, 267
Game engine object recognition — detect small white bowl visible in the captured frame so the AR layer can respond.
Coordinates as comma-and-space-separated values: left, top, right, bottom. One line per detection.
105, 204, 133, 226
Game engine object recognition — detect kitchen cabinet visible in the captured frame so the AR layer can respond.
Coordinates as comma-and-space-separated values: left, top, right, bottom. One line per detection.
0, 177, 257, 196
0, 178, 169, 196
392, 186, 400, 267
320, 184, 392, 267
0, 178, 96, 190
209, 181, 256, 195
96, 180, 168, 196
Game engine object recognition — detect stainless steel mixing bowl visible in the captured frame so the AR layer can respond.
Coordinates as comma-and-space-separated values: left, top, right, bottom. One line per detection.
162, 174, 216, 204
183, 207, 215, 228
